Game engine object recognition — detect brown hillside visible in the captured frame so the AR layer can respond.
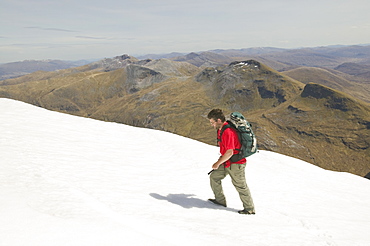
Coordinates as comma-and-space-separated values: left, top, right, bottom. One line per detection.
256, 83, 370, 175
334, 62, 370, 78
172, 52, 233, 67
196, 60, 304, 111
282, 67, 370, 103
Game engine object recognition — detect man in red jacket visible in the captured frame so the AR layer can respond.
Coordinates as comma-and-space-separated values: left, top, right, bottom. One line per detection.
207, 109, 255, 214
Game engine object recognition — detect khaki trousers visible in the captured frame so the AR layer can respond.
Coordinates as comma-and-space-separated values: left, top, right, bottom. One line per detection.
210, 164, 255, 211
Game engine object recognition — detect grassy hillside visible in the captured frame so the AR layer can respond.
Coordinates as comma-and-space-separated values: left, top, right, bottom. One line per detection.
258, 83, 370, 175
282, 67, 370, 103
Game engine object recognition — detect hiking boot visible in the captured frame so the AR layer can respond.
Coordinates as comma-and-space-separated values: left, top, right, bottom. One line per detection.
208, 199, 227, 207
238, 209, 255, 215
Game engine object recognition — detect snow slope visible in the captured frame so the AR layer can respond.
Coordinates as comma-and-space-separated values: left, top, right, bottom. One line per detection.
0, 98, 369, 246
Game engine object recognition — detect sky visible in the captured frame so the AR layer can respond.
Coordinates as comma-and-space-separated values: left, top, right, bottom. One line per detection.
1, 97, 370, 245
1, 0, 370, 63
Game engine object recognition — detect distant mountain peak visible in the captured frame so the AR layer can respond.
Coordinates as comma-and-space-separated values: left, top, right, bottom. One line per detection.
229, 60, 261, 69
114, 54, 136, 61
88, 54, 139, 72
185, 52, 200, 59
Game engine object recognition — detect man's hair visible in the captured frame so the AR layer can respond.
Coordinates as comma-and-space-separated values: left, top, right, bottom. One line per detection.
207, 108, 226, 122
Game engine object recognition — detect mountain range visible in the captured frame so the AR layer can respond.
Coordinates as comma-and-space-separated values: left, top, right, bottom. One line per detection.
0, 45, 369, 177
0, 59, 94, 81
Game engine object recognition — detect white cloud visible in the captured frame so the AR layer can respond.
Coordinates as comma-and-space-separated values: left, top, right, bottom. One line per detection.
24, 26, 78, 32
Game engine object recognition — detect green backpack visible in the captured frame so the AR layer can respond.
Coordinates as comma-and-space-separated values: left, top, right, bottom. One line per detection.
219, 112, 258, 162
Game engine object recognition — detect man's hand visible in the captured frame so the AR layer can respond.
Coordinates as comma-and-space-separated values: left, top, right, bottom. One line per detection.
212, 162, 221, 170
212, 149, 234, 169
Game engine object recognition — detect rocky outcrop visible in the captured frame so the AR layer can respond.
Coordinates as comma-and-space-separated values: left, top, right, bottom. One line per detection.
143, 58, 200, 77
301, 83, 364, 111
125, 65, 168, 93
88, 54, 139, 71
196, 60, 304, 111
365, 172, 370, 180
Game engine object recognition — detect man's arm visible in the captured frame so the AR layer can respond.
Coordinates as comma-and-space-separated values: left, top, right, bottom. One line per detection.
212, 149, 234, 169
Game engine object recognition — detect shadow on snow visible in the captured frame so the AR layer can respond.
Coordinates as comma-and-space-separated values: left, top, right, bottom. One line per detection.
150, 193, 237, 212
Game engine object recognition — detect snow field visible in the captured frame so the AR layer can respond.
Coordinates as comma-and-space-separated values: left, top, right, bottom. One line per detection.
1, 98, 369, 246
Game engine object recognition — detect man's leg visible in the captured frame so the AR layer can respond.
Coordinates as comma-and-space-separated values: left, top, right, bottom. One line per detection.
228, 164, 255, 212
209, 166, 227, 207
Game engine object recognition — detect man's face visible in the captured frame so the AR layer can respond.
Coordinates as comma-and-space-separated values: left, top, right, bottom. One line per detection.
209, 118, 223, 130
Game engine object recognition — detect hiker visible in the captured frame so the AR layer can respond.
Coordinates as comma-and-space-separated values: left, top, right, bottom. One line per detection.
207, 108, 255, 214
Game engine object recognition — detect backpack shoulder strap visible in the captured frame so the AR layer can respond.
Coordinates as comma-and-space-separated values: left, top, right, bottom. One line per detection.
225, 120, 242, 151
217, 123, 231, 144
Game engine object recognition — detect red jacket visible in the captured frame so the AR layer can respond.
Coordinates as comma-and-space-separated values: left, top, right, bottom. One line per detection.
217, 122, 246, 168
